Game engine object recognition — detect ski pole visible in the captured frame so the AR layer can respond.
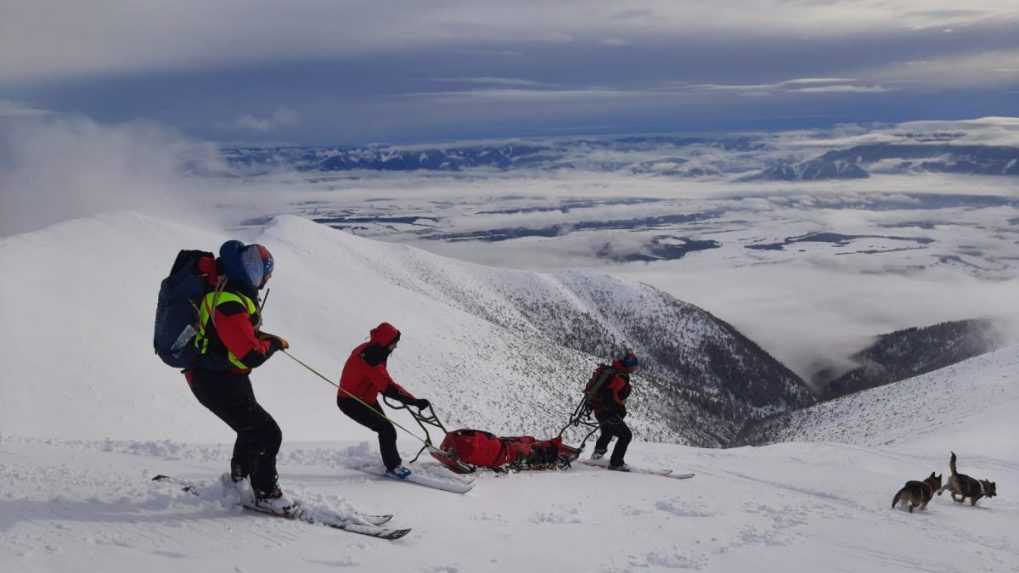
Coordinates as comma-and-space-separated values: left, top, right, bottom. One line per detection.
279, 349, 435, 449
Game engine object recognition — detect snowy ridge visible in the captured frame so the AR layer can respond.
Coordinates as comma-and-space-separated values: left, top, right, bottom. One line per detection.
736, 345, 1019, 456
265, 215, 813, 444
0, 212, 810, 447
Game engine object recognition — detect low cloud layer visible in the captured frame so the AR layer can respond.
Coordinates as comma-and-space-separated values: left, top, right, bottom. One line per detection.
220, 107, 300, 133
0, 116, 226, 236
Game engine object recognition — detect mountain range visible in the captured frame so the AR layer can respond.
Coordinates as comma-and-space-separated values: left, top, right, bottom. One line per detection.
220, 133, 1019, 181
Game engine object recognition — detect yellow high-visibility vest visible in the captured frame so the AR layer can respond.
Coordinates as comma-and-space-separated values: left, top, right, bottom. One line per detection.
195, 290, 259, 370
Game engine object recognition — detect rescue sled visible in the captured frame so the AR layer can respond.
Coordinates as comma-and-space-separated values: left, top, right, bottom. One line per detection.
386, 398, 581, 474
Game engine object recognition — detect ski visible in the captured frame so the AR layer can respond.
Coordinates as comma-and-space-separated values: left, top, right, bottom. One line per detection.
151, 474, 403, 534
241, 502, 410, 540
346, 463, 475, 494
580, 459, 695, 480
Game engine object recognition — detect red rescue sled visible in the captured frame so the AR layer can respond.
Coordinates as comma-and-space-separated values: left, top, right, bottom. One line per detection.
431, 429, 581, 474
387, 397, 582, 475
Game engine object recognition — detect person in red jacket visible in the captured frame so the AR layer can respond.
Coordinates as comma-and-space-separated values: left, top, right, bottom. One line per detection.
338, 322, 429, 479
589, 351, 638, 471
186, 240, 293, 514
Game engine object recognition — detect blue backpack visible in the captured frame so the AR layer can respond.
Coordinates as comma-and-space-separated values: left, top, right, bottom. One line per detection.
153, 250, 215, 369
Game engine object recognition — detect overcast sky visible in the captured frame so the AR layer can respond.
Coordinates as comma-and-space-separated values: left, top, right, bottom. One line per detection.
2, 0, 1019, 144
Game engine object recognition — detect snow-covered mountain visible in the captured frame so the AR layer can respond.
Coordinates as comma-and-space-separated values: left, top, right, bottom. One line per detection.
0, 212, 811, 448
218, 121, 1019, 181
815, 318, 1008, 400
733, 345, 1019, 452
745, 144, 1019, 181
219, 135, 764, 174
3, 213, 1016, 573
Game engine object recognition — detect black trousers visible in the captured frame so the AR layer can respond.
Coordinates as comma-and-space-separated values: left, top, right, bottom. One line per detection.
593, 412, 632, 467
188, 369, 282, 494
338, 397, 401, 471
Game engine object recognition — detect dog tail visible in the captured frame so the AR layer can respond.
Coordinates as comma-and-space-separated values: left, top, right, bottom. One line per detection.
949, 451, 958, 476
892, 487, 903, 509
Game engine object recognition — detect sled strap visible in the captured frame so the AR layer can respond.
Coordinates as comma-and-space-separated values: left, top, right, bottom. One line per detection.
383, 396, 450, 464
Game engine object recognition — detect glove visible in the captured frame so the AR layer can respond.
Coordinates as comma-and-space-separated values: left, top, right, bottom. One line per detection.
409, 398, 431, 410
262, 333, 289, 351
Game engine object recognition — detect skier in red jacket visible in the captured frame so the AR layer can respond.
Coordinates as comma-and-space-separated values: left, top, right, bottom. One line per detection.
589, 351, 638, 471
185, 240, 293, 514
338, 322, 430, 479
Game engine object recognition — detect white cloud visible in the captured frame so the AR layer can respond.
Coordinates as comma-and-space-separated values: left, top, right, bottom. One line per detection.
400, 87, 653, 103
0, 116, 226, 236
685, 77, 891, 96
0, 100, 51, 117
431, 77, 547, 87
222, 107, 300, 132
793, 84, 890, 93
870, 48, 1019, 88
403, 76, 896, 106
3, 1, 1017, 82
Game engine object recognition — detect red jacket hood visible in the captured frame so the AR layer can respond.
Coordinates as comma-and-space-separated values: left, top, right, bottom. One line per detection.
369, 322, 401, 346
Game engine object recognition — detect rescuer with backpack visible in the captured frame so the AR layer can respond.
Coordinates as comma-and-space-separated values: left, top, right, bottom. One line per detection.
338, 322, 431, 479
154, 240, 293, 514
586, 351, 639, 471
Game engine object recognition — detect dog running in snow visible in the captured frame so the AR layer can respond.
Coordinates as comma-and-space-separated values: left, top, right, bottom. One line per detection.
891, 472, 942, 512
937, 451, 997, 506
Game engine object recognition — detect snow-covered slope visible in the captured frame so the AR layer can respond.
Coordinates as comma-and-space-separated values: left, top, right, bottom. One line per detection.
2, 214, 1016, 573
0, 212, 810, 447
2, 415, 1015, 572
736, 346, 1019, 456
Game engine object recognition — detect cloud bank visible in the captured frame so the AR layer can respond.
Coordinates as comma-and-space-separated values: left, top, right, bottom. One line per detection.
2, 1, 1017, 143
0, 116, 226, 236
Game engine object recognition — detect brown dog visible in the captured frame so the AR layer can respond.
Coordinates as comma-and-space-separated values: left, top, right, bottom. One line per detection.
937, 451, 997, 506
892, 472, 942, 512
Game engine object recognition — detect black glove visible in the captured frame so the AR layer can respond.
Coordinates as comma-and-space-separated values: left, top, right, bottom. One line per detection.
260, 332, 289, 351
409, 398, 430, 410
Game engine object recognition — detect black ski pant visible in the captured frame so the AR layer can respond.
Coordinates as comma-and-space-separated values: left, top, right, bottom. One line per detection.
594, 412, 632, 467
188, 369, 282, 495
338, 397, 401, 471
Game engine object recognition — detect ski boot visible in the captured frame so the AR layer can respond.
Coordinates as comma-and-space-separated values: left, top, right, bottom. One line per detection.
253, 486, 298, 516
607, 462, 630, 472
384, 465, 412, 480
590, 449, 606, 461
